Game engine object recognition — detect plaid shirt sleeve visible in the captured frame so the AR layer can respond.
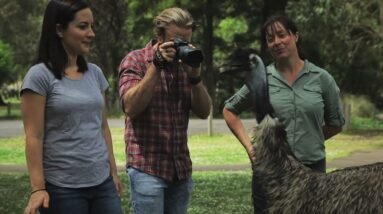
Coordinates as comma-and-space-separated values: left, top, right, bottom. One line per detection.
118, 51, 145, 112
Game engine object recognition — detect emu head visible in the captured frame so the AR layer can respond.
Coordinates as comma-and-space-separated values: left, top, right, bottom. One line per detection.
253, 115, 293, 163
219, 49, 258, 76
220, 49, 275, 123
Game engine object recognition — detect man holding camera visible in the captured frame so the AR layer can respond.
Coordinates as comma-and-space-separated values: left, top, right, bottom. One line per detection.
118, 7, 211, 214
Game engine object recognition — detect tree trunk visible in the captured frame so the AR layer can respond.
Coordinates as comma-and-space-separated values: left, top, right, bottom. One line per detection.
380, 0, 383, 38
202, 0, 215, 136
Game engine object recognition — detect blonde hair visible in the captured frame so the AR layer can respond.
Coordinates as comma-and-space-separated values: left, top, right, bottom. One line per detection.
153, 7, 196, 38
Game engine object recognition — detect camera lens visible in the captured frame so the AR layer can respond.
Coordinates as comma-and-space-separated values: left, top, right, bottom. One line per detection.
177, 46, 204, 67
174, 37, 204, 67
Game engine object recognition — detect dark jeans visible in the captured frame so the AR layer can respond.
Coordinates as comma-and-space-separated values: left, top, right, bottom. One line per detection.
252, 158, 326, 213
40, 175, 123, 214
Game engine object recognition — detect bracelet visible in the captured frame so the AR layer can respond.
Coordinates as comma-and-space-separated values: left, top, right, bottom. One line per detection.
153, 48, 167, 70
189, 76, 202, 85
31, 188, 46, 195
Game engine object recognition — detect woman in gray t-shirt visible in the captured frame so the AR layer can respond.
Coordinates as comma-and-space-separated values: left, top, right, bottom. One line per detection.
22, 1, 122, 214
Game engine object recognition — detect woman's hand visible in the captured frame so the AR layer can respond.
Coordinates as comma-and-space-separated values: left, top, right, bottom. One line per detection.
247, 146, 256, 165
24, 190, 49, 214
112, 173, 123, 197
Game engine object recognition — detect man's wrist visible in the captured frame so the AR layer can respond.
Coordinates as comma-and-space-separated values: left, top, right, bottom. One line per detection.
153, 48, 166, 70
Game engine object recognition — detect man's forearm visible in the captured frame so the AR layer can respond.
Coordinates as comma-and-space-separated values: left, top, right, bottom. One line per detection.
191, 82, 211, 119
122, 64, 159, 118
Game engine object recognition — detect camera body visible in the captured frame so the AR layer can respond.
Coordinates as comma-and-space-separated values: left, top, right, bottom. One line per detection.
173, 37, 204, 67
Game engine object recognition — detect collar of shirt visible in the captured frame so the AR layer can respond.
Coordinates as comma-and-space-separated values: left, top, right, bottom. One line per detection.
266, 60, 321, 86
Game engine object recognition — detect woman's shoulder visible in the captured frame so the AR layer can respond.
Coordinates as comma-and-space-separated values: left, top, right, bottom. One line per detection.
86, 63, 105, 77
304, 61, 339, 90
87, 63, 102, 72
86, 63, 107, 86
305, 60, 329, 74
25, 63, 55, 80
305, 60, 334, 79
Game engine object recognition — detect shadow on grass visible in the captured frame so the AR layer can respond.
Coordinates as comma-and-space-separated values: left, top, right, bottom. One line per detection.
0, 171, 253, 214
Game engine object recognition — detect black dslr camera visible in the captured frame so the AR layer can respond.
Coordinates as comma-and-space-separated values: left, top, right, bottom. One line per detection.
173, 37, 204, 68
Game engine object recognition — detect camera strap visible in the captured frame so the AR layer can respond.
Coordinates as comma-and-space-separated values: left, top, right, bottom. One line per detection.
153, 48, 167, 70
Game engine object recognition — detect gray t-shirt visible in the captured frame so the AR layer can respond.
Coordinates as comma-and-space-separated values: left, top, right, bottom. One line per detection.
21, 63, 110, 188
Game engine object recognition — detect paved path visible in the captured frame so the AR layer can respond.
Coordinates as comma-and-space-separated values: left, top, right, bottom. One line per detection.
1, 118, 383, 172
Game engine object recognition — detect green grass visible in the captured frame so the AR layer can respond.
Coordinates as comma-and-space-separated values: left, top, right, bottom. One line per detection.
326, 130, 383, 161
1, 128, 383, 165
0, 136, 25, 164
1, 117, 383, 213
189, 134, 248, 165
0, 171, 252, 214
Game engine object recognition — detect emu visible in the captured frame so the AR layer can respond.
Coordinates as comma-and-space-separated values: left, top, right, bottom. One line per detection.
253, 115, 383, 213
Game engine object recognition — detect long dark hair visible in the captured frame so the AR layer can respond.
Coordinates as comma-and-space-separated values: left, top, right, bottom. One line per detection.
261, 14, 305, 60
36, 0, 89, 79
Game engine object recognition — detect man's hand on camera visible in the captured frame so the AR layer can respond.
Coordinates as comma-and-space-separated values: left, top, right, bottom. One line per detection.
154, 42, 176, 62
180, 43, 201, 77
182, 63, 200, 78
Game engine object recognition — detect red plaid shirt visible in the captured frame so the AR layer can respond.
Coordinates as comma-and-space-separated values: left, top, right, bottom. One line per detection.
118, 40, 192, 181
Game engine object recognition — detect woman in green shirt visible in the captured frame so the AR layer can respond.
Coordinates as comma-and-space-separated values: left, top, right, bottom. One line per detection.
223, 14, 345, 213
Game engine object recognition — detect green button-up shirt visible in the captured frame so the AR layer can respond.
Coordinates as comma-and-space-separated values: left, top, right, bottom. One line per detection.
225, 60, 345, 164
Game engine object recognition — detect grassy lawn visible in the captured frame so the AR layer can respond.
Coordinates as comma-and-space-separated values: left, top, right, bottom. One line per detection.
0, 171, 252, 214
1, 117, 383, 213
1, 128, 383, 165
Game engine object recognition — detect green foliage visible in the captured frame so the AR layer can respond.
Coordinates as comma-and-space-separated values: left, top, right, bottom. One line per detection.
0, 0, 46, 71
343, 94, 376, 118
215, 17, 248, 43
287, 0, 383, 108
1, 0, 383, 119
350, 116, 383, 130
0, 41, 16, 87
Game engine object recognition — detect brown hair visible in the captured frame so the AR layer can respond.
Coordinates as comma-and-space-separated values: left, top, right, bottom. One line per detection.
261, 14, 305, 60
153, 7, 196, 39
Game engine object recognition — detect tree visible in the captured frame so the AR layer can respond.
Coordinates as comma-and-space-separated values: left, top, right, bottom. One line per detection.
287, 0, 383, 107
0, 41, 16, 87
0, 0, 47, 73
87, 0, 130, 111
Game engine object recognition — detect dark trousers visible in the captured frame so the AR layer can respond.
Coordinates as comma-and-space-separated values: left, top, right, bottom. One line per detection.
252, 158, 326, 213
40, 175, 123, 214
252, 171, 267, 214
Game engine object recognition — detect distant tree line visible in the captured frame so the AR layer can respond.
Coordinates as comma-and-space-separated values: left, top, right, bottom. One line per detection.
0, 0, 382, 115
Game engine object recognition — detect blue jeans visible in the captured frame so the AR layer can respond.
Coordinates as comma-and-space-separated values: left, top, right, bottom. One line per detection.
127, 167, 193, 214
40, 175, 123, 214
